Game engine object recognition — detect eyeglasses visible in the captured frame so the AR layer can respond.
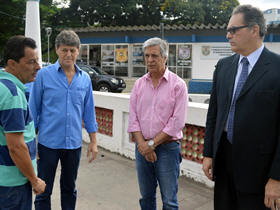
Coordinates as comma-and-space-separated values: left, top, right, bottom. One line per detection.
226, 25, 249, 35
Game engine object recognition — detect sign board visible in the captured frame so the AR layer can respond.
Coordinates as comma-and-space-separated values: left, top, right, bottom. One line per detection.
201, 45, 234, 59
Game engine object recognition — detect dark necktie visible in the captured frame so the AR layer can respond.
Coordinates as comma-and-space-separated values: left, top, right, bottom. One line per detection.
227, 57, 249, 143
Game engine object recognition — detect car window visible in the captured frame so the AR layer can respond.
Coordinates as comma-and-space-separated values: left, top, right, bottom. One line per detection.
101, 70, 108, 75
93, 66, 108, 75
79, 65, 98, 76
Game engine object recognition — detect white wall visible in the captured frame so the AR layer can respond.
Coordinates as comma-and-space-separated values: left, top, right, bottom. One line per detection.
192, 42, 231, 80
191, 42, 280, 80
265, 42, 280, 54
83, 91, 214, 187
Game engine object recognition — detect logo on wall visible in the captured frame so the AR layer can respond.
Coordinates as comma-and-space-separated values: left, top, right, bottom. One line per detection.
201, 46, 211, 56
179, 46, 191, 60
116, 48, 128, 63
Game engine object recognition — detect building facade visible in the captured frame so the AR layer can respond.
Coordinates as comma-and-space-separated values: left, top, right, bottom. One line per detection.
74, 23, 280, 80
264, 8, 280, 25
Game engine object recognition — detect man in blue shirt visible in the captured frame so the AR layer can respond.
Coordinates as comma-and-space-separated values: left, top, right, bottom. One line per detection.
0, 35, 46, 209
24, 82, 33, 101
29, 30, 98, 210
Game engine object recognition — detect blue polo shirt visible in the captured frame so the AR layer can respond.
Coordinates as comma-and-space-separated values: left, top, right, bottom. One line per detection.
0, 70, 36, 186
29, 61, 98, 149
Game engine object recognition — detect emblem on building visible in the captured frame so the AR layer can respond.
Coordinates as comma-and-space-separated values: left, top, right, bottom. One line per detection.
201, 46, 211, 56
116, 48, 128, 62
179, 46, 191, 60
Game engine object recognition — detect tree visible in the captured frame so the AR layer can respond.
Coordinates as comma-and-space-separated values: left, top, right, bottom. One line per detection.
201, 0, 239, 25
0, 0, 240, 62
0, 0, 26, 57
0, 0, 61, 63
40, 0, 61, 62
59, 0, 140, 27
161, 0, 205, 25
60, 0, 239, 27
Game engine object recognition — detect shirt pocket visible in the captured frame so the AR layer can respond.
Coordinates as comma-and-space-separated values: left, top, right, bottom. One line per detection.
44, 88, 65, 105
72, 88, 87, 105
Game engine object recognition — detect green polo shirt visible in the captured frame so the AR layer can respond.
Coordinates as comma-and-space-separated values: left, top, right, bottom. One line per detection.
0, 69, 37, 186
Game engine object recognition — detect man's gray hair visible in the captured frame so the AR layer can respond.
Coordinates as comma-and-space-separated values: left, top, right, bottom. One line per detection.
143, 37, 168, 58
55, 30, 80, 49
232, 4, 266, 37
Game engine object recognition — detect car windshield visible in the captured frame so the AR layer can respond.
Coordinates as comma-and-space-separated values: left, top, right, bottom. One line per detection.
93, 66, 108, 75
79, 65, 99, 75
100, 69, 108, 75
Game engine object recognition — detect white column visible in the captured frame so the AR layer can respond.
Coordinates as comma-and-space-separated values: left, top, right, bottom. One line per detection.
25, 0, 42, 66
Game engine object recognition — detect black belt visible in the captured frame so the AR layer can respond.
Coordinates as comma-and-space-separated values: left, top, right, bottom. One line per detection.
162, 139, 181, 144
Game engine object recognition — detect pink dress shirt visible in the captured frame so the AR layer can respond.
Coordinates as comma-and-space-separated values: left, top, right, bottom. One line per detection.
127, 68, 188, 141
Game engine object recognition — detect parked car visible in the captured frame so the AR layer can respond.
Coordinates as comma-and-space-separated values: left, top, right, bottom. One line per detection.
78, 64, 126, 93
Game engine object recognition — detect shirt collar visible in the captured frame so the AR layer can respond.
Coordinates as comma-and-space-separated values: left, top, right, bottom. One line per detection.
54, 60, 82, 75
0, 69, 26, 92
145, 67, 169, 81
239, 44, 264, 67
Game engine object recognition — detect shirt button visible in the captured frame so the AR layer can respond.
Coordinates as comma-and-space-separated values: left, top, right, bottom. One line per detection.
67, 113, 70, 116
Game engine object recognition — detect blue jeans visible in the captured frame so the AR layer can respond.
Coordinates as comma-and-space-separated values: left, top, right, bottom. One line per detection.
135, 141, 182, 210
34, 143, 81, 210
0, 182, 32, 210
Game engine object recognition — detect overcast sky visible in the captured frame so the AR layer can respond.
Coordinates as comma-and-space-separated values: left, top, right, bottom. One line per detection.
238, 0, 280, 10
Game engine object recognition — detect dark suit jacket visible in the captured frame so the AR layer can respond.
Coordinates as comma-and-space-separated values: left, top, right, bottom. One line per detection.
203, 47, 280, 193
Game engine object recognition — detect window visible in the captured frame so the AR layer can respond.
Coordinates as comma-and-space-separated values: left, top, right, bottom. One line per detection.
77, 45, 88, 64
115, 45, 128, 76
101, 45, 114, 75
132, 45, 146, 77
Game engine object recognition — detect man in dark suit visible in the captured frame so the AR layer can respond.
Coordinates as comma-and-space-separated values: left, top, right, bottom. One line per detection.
202, 4, 280, 210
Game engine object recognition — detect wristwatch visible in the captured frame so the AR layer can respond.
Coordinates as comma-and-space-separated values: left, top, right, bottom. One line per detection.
148, 139, 155, 150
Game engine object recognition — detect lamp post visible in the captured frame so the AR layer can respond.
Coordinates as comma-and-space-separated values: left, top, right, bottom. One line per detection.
160, 22, 164, 39
45, 27, 52, 65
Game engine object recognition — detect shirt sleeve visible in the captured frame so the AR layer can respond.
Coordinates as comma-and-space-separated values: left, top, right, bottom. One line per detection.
83, 78, 98, 133
127, 80, 141, 133
162, 81, 188, 137
29, 70, 43, 128
0, 93, 26, 133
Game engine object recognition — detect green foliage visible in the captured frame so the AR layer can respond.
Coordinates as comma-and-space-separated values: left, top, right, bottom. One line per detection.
162, 0, 205, 25
0, 0, 61, 63
59, 0, 239, 27
201, 0, 240, 25
0, 0, 240, 62
0, 0, 26, 56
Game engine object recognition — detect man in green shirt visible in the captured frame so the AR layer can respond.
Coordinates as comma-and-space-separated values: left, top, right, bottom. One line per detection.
0, 35, 45, 209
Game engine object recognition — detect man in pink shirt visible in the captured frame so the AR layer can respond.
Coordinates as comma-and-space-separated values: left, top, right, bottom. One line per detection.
128, 37, 188, 209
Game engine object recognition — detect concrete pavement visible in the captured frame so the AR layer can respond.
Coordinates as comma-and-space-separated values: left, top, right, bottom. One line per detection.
41, 143, 214, 210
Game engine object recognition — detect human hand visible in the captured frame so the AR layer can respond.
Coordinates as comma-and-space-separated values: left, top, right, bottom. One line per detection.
265, 178, 280, 210
202, 157, 213, 181
31, 178, 46, 195
137, 141, 153, 156
145, 151, 157, 163
276, 199, 280, 210
87, 142, 98, 163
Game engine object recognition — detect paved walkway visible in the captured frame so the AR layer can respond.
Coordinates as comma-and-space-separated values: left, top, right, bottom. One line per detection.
41, 143, 214, 210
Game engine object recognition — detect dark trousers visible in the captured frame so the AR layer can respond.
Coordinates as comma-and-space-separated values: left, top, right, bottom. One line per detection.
34, 143, 81, 210
214, 133, 269, 210
0, 182, 32, 210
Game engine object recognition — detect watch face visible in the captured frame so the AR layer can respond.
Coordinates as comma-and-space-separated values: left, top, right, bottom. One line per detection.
148, 140, 154, 146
